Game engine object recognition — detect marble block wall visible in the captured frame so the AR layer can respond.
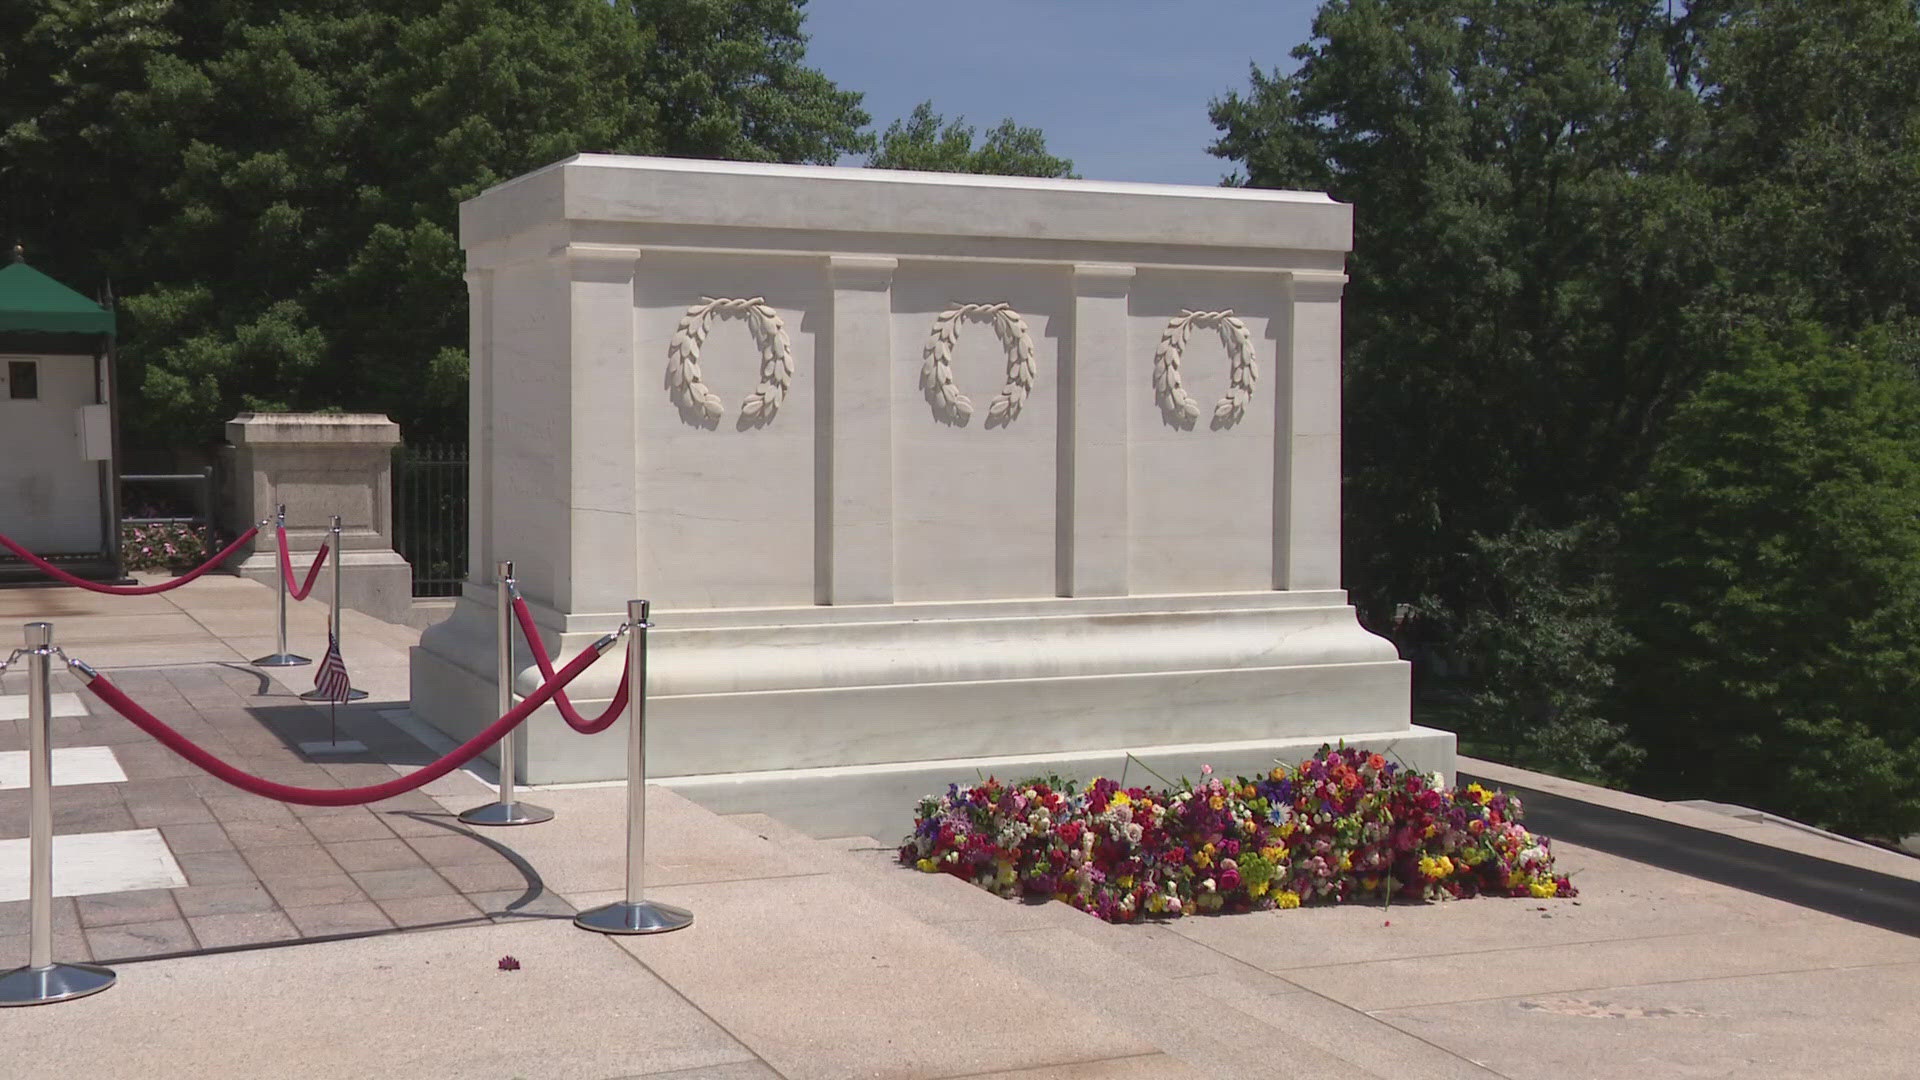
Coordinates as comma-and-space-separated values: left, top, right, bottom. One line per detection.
412, 154, 1450, 800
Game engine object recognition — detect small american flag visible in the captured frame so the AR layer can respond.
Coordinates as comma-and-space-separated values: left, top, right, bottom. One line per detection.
312, 632, 353, 703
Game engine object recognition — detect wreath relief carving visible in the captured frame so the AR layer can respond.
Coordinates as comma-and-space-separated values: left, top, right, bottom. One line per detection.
1152, 309, 1258, 428
921, 302, 1037, 426
666, 297, 795, 426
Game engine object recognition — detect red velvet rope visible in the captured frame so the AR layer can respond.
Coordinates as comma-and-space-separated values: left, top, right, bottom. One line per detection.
0, 527, 260, 596
80, 637, 613, 806
277, 527, 329, 601
511, 595, 630, 733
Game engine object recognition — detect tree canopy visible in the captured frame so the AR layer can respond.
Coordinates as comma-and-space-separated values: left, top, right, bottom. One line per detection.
0, 0, 872, 446
1212, 0, 1920, 834
869, 101, 1076, 178
1617, 323, 1920, 838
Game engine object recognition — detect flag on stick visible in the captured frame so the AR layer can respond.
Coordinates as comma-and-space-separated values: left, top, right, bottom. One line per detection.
313, 632, 353, 703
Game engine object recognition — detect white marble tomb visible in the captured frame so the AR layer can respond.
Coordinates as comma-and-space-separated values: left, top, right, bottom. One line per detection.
410, 155, 1453, 832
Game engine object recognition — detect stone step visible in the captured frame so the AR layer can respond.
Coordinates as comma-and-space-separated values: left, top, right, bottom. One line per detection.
722, 812, 1506, 1080
538, 791, 1192, 1079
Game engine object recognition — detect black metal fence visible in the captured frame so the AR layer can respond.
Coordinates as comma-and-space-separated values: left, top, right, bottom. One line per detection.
392, 444, 467, 597
120, 467, 216, 551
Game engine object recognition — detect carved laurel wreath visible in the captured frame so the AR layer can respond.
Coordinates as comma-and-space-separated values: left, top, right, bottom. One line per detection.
1152, 309, 1258, 424
921, 303, 1037, 423
667, 297, 795, 422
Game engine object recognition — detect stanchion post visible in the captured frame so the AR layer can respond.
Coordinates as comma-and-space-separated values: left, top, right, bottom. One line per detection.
458, 561, 552, 826
300, 515, 366, 702
0, 623, 116, 1006
576, 599, 692, 935
252, 503, 309, 667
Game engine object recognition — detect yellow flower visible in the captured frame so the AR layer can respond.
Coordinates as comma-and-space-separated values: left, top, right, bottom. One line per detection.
1242, 819, 1259, 835
1269, 766, 1287, 782
915, 858, 938, 873
1261, 845, 1285, 863
1337, 852, 1352, 872
1117, 874, 1134, 889
1529, 880, 1558, 899
1249, 880, 1269, 898
1203, 842, 1217, 855
1275, 890, 1301, 909
1466, 783, 1489, 805
1110, 791, 1132, 807
1437, 856, 1454, 878
1193, 851, 1213, 869
1209, 795, 1225, 811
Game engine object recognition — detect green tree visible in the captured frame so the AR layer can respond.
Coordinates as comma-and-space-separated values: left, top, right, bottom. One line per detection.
1207, 0, 1920, 830
0, 0, 869, 447
1207, 0, 1716, 776
1616, 323, 1920, 838
1208, 1, 1714, 627
870, 101, 1076, 178
630, 0, 871, 165
1695, 0, 1920, 330
1433, 520, 1640, 783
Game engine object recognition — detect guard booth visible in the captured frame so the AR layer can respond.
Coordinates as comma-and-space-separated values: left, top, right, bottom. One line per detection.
0, 246, 121, 583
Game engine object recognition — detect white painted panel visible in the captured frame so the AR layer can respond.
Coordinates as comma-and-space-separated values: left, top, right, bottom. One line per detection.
0, 746, 126, 789
0, 693, 89, 721
0, 828, 188, 902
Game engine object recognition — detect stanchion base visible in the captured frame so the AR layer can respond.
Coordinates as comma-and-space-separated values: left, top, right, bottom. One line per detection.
574, 899, 693, 936
0, 962, 116, 1007
298, 687, 369, 701
456, 801, 554, 826
252, 653, 311, 667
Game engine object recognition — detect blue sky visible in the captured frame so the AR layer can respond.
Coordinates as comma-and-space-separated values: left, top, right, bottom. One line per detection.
801, 1, 1323, 187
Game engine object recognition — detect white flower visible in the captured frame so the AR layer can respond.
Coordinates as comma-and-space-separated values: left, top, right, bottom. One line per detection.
1123, 822, 1143, 844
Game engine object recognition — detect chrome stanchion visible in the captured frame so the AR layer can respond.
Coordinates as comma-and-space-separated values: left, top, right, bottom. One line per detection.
252, 504, 309, 667
576, 600, 692, 935
458, 561, 552, 826
0, 623, 116, 1006
301, 515, 366, 701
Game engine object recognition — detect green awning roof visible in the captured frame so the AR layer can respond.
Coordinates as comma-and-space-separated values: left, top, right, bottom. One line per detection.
0, 260, 115, 336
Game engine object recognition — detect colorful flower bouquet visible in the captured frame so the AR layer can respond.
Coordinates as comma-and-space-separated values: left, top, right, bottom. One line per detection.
899, 745, 1575, 923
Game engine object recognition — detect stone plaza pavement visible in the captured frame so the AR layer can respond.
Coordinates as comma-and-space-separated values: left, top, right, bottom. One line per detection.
0, 576, 1916, 1079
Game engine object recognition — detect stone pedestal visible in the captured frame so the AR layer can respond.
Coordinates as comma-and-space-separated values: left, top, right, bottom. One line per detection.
414, 155, 1451, 829
225, 413, 412, 624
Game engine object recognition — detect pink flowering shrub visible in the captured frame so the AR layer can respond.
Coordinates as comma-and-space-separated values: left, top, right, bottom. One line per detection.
121, 522, 216, 572
899, 746, 1575, 923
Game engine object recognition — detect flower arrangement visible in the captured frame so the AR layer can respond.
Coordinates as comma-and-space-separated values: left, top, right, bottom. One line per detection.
899, 745, 1575, 923
121, 522, 216, 572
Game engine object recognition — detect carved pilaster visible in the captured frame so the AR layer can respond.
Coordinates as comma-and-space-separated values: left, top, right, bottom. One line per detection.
821, 255, 898, 604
